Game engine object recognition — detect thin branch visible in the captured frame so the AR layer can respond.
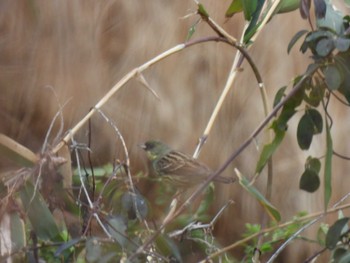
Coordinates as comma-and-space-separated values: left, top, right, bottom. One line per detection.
51, 44, 186, 154
128, 65, 319, 261
95, 109, 150, 230
202, 201, 350, 262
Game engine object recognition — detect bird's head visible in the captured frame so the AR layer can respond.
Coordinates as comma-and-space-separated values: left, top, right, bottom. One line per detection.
139, 140, 171, 161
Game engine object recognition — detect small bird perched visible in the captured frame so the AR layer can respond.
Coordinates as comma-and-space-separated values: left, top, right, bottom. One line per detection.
140, 140, 235, 189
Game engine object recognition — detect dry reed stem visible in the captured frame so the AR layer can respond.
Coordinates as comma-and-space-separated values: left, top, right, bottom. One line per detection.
52, 44, 186, 155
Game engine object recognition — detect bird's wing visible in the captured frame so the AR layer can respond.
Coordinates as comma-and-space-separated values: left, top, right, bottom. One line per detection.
155, 151, 235, 184
155, 151, 211, 178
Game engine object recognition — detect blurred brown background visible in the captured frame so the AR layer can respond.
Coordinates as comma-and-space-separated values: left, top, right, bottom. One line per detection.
1, 0, 350, 261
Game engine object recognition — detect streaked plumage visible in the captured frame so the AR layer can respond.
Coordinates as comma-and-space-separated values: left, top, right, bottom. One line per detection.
140, 140, 234, 188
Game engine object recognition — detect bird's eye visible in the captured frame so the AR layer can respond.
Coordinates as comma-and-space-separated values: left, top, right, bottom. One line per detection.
145, 142, 154, 150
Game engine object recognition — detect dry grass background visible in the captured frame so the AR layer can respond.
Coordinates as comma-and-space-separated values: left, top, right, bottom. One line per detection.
1, 0, 350, 261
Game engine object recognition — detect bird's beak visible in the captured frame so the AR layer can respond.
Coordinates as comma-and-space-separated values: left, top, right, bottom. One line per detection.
138, 143, 146, 150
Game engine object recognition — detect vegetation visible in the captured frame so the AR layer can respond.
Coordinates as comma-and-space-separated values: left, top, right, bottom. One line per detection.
1, 0, 350, 262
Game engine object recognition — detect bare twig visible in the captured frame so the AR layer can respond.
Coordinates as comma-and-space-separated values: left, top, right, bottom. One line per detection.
202, 201, 350, 262
267, 191, 350, 262
52, 44, 186, 154
95, 109, 150, 230
128, 66, 319, 261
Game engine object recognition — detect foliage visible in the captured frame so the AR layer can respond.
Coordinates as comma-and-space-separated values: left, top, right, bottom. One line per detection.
1, 0, 350, 262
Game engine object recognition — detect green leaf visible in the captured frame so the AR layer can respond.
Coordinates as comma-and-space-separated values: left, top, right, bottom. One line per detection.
324, 64, 343, 90
297, 109, 323, 150
336, 53, 350, 103
106, 216, 127, 247
273, 86, 287, 108
255, 121, 285, 174
243, 0, 265, 43
316, 38, 334, 57
317, 223, 328, 246
339, 251, 350, 263
186, 22, 197, 41
305, 30, 333, 43
288, 30, 308, 54
10, 213, 26, 251
335, 37, 350, 52
276, 0, 300, 14
155, 234, 182, 262
242, 0, 258, 21
303, 79, 325, 107
334, 248, 348, 262
121, 192, 148, 220
300, 157, 322, 194
316, 1, 344, 34
326, 217, 349, 249
324, 121, 333, 209
225, 0, 243, 17
198, 3, 209, 18
55, 238, 84, 257
85, 237, 102, 262
299, 169, 320, 192
306, 156, 321, 173
236, 169, 281, 221
19, 183, 61, 241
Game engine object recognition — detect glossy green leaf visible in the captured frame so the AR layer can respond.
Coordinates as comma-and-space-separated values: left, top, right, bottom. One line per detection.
316, 1, 344, 34
225, 0, 243, 17
306, 156, 321, 173
19, 183, 61, 241
324, 121, 333, 209
297, 109, 323, 150
243, 0, 265, 43
242, 0, 258, 21
288, 30, 308, 54
299, 169, 320, 192
305, 30, 333, 43
276, 0, 300, 14
236, 169, 281, 221
326, 217, 349, 249
316, 38, 334, 57
324, 64, 343, 90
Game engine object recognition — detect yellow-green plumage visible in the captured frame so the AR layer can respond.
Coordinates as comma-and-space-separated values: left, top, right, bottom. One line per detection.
140, 140, 234, 188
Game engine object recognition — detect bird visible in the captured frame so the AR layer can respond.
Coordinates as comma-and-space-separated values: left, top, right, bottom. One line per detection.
139, 140, 235, 189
